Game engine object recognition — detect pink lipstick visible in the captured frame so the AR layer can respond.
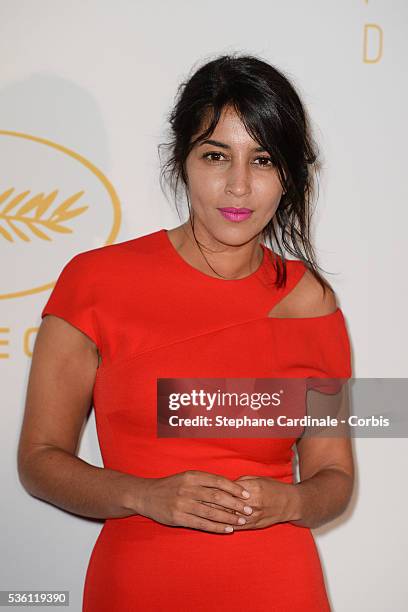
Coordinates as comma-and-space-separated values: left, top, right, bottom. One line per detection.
218, 207, 253, 222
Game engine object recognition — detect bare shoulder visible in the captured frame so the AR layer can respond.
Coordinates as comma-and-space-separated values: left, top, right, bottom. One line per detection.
269, 265, 338, 318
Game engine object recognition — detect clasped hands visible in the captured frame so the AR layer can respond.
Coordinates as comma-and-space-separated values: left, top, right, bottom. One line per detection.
207, 475, 299, 531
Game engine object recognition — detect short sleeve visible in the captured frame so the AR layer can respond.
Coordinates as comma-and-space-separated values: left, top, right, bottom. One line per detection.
41, 253, 101, 352
302, 311, 353, 431
306, 308, 353, 393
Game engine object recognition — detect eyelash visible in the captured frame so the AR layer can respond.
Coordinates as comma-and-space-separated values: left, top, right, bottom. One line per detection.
202, 151, 274, 167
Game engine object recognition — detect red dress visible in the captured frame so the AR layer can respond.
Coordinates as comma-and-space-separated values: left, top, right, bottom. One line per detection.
41, 228, 352, 612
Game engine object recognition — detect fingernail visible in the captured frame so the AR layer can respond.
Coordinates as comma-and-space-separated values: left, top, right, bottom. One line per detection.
242, 490, 250, 498
244, 506, 253, 514
225, 526, 234, 532
238, 517, 246, 525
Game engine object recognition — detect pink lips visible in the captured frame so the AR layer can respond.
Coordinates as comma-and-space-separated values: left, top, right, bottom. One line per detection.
218, 207, 253, 222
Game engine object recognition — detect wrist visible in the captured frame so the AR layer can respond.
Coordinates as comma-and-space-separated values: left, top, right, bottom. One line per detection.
121, 474, 150, 516
286, 483, 302, 522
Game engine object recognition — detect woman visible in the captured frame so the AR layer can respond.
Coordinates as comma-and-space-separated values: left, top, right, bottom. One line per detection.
18, 53, 354, 611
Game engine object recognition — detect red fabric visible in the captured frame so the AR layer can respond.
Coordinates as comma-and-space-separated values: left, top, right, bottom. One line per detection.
41, 228, 352, 612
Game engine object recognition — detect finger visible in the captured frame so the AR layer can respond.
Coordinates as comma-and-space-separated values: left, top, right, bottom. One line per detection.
180, 511, 238, 534
197, 486, 254, 516
201, 501, 248, 517
193, 471, 251, 499
189, 502, 248, 528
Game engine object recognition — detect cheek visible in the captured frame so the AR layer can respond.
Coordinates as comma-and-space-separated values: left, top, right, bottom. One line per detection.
188, 167, 224, 201
256, 176, 284, 202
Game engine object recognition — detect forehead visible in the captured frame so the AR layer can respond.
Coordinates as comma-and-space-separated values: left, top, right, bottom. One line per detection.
197, 106, 259, 147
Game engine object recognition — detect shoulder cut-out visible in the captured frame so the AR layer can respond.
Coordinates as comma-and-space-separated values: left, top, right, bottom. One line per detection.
268, 267, 338, 318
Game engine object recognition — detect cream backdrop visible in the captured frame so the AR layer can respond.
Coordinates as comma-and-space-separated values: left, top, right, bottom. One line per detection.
1, 1, 407, 610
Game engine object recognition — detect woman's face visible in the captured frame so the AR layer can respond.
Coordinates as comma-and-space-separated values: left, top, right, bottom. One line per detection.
184, 105, 285, 246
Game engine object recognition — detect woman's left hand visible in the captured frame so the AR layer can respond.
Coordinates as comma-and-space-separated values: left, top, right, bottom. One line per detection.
230, 475, 299, 530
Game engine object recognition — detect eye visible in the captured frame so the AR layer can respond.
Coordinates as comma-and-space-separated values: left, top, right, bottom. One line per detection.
202, 151, 226, 163
253, 156, 274, 167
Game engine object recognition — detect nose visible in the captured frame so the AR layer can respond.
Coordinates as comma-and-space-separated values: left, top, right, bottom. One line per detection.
224, 160, 251, 197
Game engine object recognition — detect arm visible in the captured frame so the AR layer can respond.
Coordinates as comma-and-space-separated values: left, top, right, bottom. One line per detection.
288, 435, 354, 529
234, 270, 354, 530
17, 315, 147, 520
287, 273, 354, 528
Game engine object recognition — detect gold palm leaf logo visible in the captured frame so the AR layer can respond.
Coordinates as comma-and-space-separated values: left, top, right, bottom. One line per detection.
0, 130, 121, 299
0, 188, 89, 242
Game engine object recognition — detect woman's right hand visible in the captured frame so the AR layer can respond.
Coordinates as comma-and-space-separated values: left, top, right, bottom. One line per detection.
135, 470, 253, 533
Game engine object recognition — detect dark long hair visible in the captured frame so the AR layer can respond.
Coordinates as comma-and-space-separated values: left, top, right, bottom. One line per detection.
158, 52, 332, 292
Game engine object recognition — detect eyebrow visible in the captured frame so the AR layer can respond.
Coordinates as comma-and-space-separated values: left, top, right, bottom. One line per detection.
198, 139, 267, 153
